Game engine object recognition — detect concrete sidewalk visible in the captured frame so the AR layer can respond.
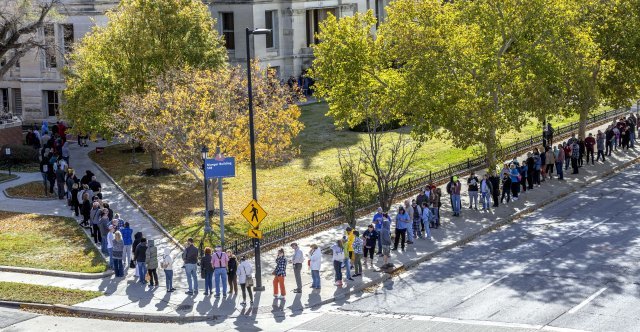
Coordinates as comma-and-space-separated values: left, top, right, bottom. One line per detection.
2, 115, 639, 321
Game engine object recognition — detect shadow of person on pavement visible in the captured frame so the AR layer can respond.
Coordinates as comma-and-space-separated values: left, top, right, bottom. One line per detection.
289, 293, 303, 316
271, 297, 286, 323
308, 289, 322, 311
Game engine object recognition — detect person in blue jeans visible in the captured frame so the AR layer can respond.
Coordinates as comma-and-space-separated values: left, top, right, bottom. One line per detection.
161, 248, 174, 293
201, 247, 214, 296
182, 238, 199, 295
451, 176, 462, 217
309, 244, 322, 289
134, 237, 147, 284
372, 208, 383, 255
342, 235, 353, 281
555, 144, 565, 180
212, 246, 229, 297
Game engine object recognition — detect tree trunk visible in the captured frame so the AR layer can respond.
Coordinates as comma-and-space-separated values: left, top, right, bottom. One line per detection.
578, 106, 590, 140
485, 127, 499, 174
149, 148, 161, 170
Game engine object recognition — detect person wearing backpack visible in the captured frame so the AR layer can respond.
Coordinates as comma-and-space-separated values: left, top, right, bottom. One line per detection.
238, 256, 254, 305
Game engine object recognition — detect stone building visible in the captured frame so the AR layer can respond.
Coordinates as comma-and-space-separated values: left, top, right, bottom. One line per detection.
0, 0, 388, 124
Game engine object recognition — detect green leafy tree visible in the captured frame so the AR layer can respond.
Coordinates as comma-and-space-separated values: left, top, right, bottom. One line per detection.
382, 0, 578, 171
63, 0, 226, 169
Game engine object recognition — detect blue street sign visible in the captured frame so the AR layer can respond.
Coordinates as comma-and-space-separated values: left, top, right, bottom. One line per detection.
205, 157, 236, 178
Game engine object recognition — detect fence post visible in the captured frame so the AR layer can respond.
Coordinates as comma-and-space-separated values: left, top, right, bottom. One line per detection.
311, 211, 315, 225
448, 164, 451, 175
467, 158, 470, 168
530, 136, 533, 145
429, 170, 432, 183
234, 240, 238, 254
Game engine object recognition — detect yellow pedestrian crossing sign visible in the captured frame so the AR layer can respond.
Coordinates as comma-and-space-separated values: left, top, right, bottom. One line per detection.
247, 228, 263, 239
242, 199, 267, 228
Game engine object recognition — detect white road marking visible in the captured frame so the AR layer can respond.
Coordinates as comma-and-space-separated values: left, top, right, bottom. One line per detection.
329, 311, 589, 331
461, 274, 510, 302
567, 287, 607, 314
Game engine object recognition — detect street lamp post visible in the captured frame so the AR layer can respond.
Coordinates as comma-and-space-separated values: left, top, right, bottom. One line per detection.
201, 146, 212, 236
246, 27, 271, 291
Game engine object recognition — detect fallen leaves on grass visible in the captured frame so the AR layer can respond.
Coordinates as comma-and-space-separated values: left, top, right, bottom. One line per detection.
5, 181, 56, 199
0, 282, 103, 306
0, 211, 107, 273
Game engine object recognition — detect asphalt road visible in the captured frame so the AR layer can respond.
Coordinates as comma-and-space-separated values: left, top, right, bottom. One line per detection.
4, 164, 640, 332
294, 163, 640, 332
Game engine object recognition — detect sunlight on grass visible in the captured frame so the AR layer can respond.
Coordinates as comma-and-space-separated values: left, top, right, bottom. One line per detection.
0, 282, 102, 305
5, 181, 56, 199
0, 211, 107, 273
91, 102, 586, 247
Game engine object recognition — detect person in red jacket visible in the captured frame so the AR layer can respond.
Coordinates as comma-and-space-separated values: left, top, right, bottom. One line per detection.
584, 133, 596, 165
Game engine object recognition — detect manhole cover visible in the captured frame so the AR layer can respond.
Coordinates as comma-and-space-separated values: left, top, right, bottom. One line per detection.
176, 304, 193, 312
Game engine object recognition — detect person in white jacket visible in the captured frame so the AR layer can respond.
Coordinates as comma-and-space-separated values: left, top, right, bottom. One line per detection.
237, 256, 254, 306
161, 248, 175, 293
309, 244, 322, 289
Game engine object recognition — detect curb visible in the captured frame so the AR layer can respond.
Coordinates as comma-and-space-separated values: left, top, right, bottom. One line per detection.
0, 265, 114, 280
2, 155, 637, 321
3, 188, 57, 201
91, 160, 185, 252
0, 174, 19, 184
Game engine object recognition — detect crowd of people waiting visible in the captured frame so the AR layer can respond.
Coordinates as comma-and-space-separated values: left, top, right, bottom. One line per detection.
28, 114, 638, 306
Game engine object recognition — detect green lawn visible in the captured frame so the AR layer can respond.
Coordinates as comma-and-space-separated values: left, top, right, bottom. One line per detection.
0, 282, 102, 305
0, 211, 107, 273
91, 102, 586, 248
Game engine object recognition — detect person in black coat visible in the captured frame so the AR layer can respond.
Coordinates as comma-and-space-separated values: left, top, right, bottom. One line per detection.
489, 172, 501, 207
134, 238, 148, 284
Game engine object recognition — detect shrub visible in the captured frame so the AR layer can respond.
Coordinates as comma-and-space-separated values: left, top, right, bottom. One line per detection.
1, 144, 39, 164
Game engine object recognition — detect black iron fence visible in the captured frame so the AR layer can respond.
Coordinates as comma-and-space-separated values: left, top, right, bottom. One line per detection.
230, 107, 629, 255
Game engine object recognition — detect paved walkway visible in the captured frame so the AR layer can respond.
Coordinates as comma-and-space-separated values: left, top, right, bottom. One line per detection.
0, 114, 638, 320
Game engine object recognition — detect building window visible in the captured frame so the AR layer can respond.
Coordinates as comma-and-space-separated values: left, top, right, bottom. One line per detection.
265, 10, 278, 49
220, 12, 235, 50
305, 8, 337, 47
13, 89, 22, 116
45, 90, 59, 117
43, 24, 57, 68
0, 89, 8, 113
62, 24, 74, 54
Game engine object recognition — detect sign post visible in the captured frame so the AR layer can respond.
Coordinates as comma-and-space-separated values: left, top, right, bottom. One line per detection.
204, 151, 236, 249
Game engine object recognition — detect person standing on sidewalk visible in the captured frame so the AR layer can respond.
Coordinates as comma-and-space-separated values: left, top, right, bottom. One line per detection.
132, 231, 143, 277
112, 231, 124, 278
342, 234, 353, 281
467, 172, 479, 210
134, 237, 147, 284
106, 225, 115, 269
332, 240, 345, 287
500, 173, 511, 203
509, 164, 520, 200
451, 176, 462, 217
182, 238, 199, 295
161, 248, 174, 293
121, 222, 133, 269
308, 244, 322, 289
227, 250, 238, 295
563, 143, 572, 170
238, 256, 254, 305
605, 126, 614, 156
380, 218, 392, 268
201, 247, 214, 296
393, 206, 409, 251
571, 140, 580, 174
404, 200, 415, 244
373, 208, 384, 256
146, 239, 159, 288
596, 130, 606, 162
480, 174, 493, 211
555, 144, 565, 181
363, 225, 378, 266
489, 172, 501, 208
411, 200, 422, 239
290, 243, 304, 293
89, 202, 101, 244
421, 201, 433, 239
273, 248, 287, 298
431, 187, 442, 226
352, 231, 363, 277
544, 147, 555, 180
212, 246, 229, 298
585, 133, 596, 165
